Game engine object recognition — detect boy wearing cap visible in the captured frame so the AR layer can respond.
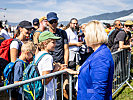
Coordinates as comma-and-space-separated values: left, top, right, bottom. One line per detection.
112, 20, 132, 52
35, 31, 63, 100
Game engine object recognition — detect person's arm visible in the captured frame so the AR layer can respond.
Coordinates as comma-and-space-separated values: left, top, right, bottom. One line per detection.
63, 30, 69, 66
64, 44, 69, 66
119, 41, 130, 50
42, 63, 61, 85
10, 48, 18, 62
69, 42, 83, 47
33, 32, 40, 45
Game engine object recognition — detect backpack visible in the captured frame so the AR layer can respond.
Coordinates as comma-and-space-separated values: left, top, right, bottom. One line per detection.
0, 38, 22, 62
108, 28, 120, 49
3, 59, 26, 86
23, 53, 48, 100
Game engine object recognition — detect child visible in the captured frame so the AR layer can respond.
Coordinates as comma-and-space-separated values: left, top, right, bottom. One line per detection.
35, 31, 62, 100
13, 41, 36, 100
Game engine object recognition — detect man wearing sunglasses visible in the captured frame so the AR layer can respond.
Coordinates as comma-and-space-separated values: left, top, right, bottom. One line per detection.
108, 20, 122, 37
112, 20, 132, 52
47, 12, 69, 66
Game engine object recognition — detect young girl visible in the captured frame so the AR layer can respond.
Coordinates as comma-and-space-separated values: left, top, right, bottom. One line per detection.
35, 31, 62, 100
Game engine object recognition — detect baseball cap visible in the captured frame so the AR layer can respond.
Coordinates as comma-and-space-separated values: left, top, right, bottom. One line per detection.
47, 12, 59, 21
33, 18, 39, 25
19, 20, 32, 29
124, 20, 133, 25
39, 16, 47, 23
39, 31, 61, 42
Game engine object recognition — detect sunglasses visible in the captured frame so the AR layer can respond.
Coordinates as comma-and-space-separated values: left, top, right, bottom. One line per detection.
49, 20, 58, 24
26, 28, 32, 31
115, 23, 121, 26
125, 25, 132, 28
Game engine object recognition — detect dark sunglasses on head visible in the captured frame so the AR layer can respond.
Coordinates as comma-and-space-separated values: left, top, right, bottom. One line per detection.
49, 20, 57, 24
125, 25, 132, 28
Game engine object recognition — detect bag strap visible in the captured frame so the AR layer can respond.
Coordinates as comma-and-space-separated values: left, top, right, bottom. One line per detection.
35, 53, 48, 65
35, 31, 42, 34
34, 53, 48, 76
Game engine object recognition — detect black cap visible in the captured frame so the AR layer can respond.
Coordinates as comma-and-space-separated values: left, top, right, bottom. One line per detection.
19, 20, 32, 29
33, 18, 39, 25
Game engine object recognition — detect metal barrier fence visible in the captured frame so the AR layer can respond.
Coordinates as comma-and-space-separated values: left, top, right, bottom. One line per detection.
0, 49, 133, 100
0, 70, 73, 100
112, 49, 133, 96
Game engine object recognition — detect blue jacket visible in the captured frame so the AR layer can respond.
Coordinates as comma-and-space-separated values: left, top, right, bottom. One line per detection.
77, 44, 114, 100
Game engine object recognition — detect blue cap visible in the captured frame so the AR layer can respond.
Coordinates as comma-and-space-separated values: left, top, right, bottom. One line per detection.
47, 12, 59, 21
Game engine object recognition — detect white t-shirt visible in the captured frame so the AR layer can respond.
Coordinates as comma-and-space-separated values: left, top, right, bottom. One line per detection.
0, 29, 10, 39
35, 51, 57, 100
10, 39, 23, 49
65, 28, 79, 51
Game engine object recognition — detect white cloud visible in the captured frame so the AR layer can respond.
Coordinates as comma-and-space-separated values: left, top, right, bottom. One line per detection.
5, 9, 44, 23
2, 0, 133, 23
7, 0, 36, 4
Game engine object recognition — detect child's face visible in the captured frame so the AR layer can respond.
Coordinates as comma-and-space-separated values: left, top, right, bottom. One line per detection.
46, 39, 56, 52
26, 51, 34, 60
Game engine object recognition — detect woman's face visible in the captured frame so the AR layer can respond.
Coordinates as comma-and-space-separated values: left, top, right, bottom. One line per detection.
23, 28, 31, 37
20, 27, 31, 39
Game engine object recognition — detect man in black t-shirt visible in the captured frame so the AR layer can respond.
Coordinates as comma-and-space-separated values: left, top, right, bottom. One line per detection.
112, 20, 132, 52
47, 12, 69, 65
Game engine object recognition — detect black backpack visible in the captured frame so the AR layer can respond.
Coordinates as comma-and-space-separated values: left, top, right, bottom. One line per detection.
108, 28, 120, 49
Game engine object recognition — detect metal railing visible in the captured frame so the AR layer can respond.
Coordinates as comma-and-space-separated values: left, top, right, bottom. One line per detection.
0, 70, 73, 100
112, 49, 133, 96
0, 49, 133, 99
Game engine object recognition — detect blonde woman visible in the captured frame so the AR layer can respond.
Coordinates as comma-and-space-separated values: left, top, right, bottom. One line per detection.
77, 21, 114, 100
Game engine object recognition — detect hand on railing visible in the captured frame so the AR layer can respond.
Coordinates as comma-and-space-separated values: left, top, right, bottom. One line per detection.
64, 68, 79, 75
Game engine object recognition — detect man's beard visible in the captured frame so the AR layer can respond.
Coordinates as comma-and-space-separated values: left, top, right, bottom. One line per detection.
71, 27, 78, 32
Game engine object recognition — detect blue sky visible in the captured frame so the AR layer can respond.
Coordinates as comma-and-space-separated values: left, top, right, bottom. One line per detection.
0, 0, 133, 23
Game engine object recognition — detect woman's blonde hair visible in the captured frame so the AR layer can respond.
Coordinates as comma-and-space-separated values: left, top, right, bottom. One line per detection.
38, 39, 52, 49
84, 20, 108, 46
21, 41, 36, 53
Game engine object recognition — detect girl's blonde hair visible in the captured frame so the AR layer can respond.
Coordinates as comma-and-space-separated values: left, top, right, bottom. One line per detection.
84, 20, 108, 46
38, 39, 52, 49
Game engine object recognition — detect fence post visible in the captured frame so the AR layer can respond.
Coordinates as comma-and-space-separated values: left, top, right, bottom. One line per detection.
69, 74, 72, 100
61, 74, 63, 100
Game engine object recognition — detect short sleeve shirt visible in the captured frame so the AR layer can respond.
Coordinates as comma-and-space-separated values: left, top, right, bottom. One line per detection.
14, 59, 28, 94
35, 51, 53, 76
49, 28, 68, 63
113, 31, 131, 52
65, 27, 79, 51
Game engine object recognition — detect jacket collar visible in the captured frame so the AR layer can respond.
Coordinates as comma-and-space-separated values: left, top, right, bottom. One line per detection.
79, 44, 107, 72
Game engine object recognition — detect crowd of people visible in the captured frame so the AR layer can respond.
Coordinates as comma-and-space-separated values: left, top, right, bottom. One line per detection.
0, 11, 133, 100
